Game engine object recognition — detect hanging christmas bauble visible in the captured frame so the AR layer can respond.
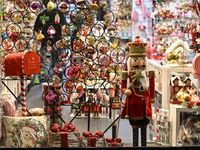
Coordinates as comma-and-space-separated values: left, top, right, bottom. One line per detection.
100, 56, 110, 67
30, 2, 41, 10
10, 32, 19, 42
59, 3, 68, 13
47, 0, 54, 12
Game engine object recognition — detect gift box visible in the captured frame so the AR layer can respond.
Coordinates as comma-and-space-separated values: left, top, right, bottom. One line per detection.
80, 131, 105, 147
49, 123, 80, 147
105, 138, 123, 147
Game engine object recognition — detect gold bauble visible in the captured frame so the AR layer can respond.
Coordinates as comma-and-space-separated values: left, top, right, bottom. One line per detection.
47, 0, 54, 12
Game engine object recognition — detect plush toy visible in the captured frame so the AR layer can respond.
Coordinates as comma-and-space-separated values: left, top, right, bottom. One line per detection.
120, 35, 155, 147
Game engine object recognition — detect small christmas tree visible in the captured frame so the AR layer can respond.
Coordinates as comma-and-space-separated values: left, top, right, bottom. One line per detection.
34, 74, 40, 85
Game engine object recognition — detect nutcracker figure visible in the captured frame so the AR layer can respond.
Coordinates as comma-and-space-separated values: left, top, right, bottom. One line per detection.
120, 35, 156, 147
109, 64, 121, 140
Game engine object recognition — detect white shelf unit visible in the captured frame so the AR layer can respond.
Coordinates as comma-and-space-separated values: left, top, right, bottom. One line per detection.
170, 104, 200, 146
147, 59, 193, 110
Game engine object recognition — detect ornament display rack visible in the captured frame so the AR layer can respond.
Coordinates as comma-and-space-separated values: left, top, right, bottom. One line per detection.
0, 0, 36, 106
0, 0, 129, 143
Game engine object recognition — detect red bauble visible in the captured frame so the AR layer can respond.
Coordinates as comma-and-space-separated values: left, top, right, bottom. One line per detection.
61, 100, 65, 105
44, 106, 47, 112
47, 107, 53, 113
10, 32, 19, 42
55, 107, 60, 112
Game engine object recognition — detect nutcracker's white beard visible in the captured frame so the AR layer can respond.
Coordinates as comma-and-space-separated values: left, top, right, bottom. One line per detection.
127, 57, 131, 74
127, 57, 148, 90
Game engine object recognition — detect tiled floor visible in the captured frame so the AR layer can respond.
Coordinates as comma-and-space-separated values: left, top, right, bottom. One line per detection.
17, 84, 163, 147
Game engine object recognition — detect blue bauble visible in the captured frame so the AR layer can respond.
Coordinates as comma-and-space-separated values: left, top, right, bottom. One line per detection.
186, 51, 196, 62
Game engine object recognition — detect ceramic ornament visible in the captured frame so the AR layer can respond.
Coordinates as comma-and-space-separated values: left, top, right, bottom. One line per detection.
55, 13, 60, 24
59, 3, 68, 13
30, 1, 41, 10
47, 25, 56, 38
47, 0, 54, 12
131, 10, 139, 32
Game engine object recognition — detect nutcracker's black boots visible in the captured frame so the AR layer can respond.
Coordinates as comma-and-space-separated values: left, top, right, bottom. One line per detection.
132, 126, 147, 147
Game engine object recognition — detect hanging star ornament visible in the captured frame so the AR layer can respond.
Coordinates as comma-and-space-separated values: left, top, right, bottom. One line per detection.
196, 38, 200, 44
110, 38, 120, 62
110, 38, 119, 51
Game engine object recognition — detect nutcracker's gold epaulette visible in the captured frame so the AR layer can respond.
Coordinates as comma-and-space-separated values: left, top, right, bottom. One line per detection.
147, 70, 156, 78
121, 71, 128, 80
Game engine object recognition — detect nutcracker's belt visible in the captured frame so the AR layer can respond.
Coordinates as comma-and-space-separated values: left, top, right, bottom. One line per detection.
130, 85, 145, 93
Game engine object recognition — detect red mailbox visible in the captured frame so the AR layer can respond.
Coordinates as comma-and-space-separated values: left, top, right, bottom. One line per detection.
4, 51, 40, 76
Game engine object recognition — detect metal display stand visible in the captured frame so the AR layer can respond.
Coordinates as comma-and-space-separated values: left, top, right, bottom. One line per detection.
0, 0, 126, 143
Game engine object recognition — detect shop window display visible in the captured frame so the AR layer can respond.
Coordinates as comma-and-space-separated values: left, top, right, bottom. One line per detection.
0, 0, 200, 147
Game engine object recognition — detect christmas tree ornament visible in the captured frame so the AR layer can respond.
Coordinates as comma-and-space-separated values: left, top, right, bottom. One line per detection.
40, 69, 45, 78
46, 90, 55, 101
47, 0, 54, 12
34, 74, 40, 85
59, 3, 68, 13
10, 28, 19, 42
47, 40, 52, 51
86, 46, 95, 59
103, 12, 111, 26
100, 0, 107, 11
106, 26, 117, 36
85, 13, 94, 26
99, 42, 108, 54
73, 39, 84, 51
55, 13, 60, 24
53, 74, 60, 86
100, 56, 110, 67
39, 15, 49, 27
36, 30, 45, 41
76, 0, 86, 6
32, 43, 37, 52
89, 3, 98, 11
0, 12, 3, 22
30, 1, 41, 10
45, 53, 51, 63
88, 35, 95, 46
47, 25, 56, 38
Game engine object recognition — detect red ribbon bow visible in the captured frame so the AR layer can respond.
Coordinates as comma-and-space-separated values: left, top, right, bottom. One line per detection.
106, 138, 122, 147
50, 123, 78, 147
82, 131, 104, 147
51, 123, 77, 132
